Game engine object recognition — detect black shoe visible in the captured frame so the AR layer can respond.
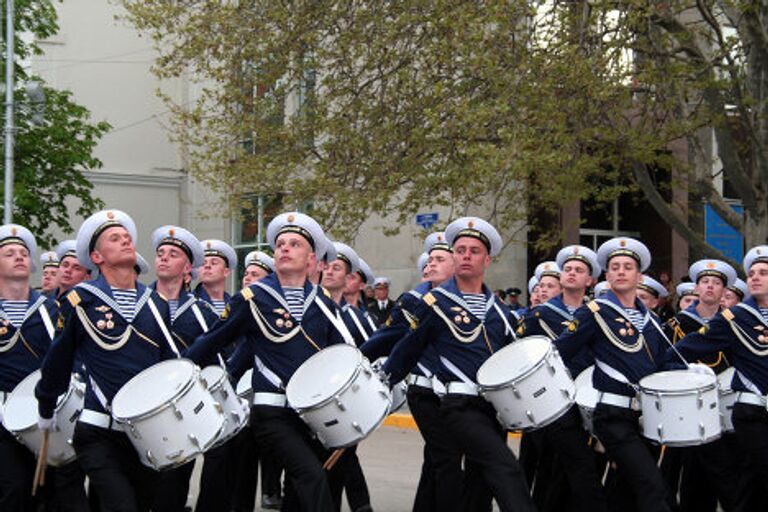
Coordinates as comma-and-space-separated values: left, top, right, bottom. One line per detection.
353, 506, 373, 512
261, 494, 282, 510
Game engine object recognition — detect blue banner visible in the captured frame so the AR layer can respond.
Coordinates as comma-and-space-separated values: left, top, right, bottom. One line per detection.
705, 203, 744, 262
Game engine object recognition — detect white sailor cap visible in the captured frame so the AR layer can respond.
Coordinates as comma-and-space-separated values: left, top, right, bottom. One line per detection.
534, 261, 561, 281
556, 245, 600, 279
728, 278, 749, 300
527, 276, 539, 295
318, 234, 337, 264
200, 239, 237, 269
190, 267, 199, 281
743, 245, 768, 274
445, 217, 502, 257
267, 211, 325, 255
55, 240, 78, 263
638, 275, 668, 298
152, 225, 204, 268
244, 250, 275, 274
40, 251, 59, 269
0, 224, 39, 272
597, 237, 651, 272
76, 210, 137, 272
331, 242, 360, 274
374, 277, 391, 288
594, 281, 610, 297
423, 232, 452, 254
356, 258, 375, 286
688, 259, 736, 287
676, 282, 697, 297
417, 252, 429, 273
134, 253, 149, 276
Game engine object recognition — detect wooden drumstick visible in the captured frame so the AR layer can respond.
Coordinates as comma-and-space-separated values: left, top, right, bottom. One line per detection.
322, 448, 345, 470
32, 429, 50, 495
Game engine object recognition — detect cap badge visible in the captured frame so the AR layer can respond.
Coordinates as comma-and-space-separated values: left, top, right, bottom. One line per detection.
106, 211, 115, 220
10, 227, 17, 236
619, 239, 626, 247
287, 214, 295, 222
206, 241, 212, 249
169, 228, 175, 237
468, 221, 475, 228
544, 263, 551, 270
573, 247, 579, 254
758, 249, 763, 255
437, 235, 443, 241
706, 262, 716, 269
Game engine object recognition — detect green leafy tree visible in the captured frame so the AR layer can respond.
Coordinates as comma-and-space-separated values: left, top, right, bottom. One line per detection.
121, 1, 766, 262
1, 0, 110, 248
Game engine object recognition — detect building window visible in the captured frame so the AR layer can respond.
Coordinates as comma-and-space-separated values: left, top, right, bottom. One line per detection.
580, 197, 641, 251
232, 195, 283, 285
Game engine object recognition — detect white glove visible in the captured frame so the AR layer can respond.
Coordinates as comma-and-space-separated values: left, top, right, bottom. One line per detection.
687, 363, 715, 377
37, 415, 56, 431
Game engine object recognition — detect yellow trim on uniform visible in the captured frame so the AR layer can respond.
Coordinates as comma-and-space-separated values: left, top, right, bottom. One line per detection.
67, 291, 81, 307
587, 301, 600, 313
423, 292, 436, 306
241, 287, 254, 301
722, 308, 734, 321
383, 412, 522, 439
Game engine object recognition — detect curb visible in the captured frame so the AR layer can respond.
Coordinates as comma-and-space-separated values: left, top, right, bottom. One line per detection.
383, 413, 521, 438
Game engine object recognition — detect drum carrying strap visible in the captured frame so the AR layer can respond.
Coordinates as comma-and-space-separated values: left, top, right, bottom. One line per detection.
365, 314, 377, 332
147, 298, 180, 358
347, 308, 370, 342
736, 370, 764, 396
254, 355, 284, 390
191, 303, 226, 368
492, 303, 516, 339
89, 375, 111, 413
314, 297, 356, 346
38, 304, 55, 340
647, 315, 688, 365
595, 359, 638, 392
439, 356, 474, 384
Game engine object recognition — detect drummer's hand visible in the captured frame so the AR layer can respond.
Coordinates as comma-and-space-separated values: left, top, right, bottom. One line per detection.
37, 415, 56, 431
687, 363, 715, 377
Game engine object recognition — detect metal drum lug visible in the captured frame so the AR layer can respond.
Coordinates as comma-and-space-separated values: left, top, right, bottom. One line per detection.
166, 449, 184, 460
512, 385, 521, 399
213, 402, 223, 414
335, 397, 346, 411
546, 361, 556, 376
222, 388, 229, 400
172, 402, 184, 420
189, 433, 200, 447
697, 392, 704, 409
526, 410, 535, 424
657, 424, 664, 442
655, 399, 661, 412
699, 422, 706, 440
146, 450, 157, 467
352, 421, 363, 433
560, 388, 571, 399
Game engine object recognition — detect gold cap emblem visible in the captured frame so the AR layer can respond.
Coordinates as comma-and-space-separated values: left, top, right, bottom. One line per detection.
206, 241, 212, 249
468, 221, 475, 228
287, 214, 295, 222
169, 228, 175, 237
706, 262, 716, 269
10, 227, 16, 236
573, 246, 579, 254
106, 211, 115, 220
619, 239, 626, 247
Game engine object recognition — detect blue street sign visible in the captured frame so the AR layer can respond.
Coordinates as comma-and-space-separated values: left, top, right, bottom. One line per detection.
416, 212, 439, 230
705, 203, 744, 262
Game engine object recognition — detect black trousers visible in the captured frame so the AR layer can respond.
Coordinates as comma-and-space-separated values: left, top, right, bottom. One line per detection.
328, 444, 370, 512
72, 423, 157, 512
540, 405, 607, 512
0, 425, 37, 512
250, 405, 335, 512
733, 403, 768, 511
152, 460, 194, 512
593, 404, 672, 512
441, 395, 535, 512
47, 460, 91, 512
195, 436, 239, 512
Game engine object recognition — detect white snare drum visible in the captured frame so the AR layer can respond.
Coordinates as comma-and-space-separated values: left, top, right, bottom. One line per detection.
638, 370, 721, 446
373, 358, 406, 414
476, 336, 576, 431
575, 366, 598, 434
286, 345, 391, 448
717, 367, 736, 433
2, 370, 85, 467
112, 359, 224, 470
236, 369, 253, 402
201, 365, 249, 447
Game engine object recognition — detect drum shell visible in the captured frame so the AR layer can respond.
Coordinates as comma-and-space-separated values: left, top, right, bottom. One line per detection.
574, 366, 598, 435
478, 338, 576, 432
288, 346, 391, 449
389, 381, 407, 414
201, 365, 249, 447
2, 370, 85, 467
717, 367, 736, 433
639, 371, 721, 447
112, 361, 224, 470
236, 368, 254, 403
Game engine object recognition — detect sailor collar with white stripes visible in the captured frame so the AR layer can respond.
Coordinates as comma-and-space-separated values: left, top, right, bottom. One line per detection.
593, 290, 652, 336
74, 275, 153, 324
246, 273, 318, 324
430, 277, 495, 323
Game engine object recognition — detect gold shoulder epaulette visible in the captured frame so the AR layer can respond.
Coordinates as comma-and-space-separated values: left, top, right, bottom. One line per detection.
322, 286, 331, 298
241, 287, 254, 301
722, 309, 734, 321
423, 292, 436, 306
587, 301, 600, 313
67, 290, 81, 307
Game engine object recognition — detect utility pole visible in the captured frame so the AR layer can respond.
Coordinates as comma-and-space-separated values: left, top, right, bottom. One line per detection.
3, 0, 15, 224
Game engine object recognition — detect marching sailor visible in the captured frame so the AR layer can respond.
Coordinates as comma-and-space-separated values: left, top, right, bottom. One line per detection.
722, 278, 749, 309
636, 274, 668, 314
676, 282, 698, 312
40, 250, 60, 297
186, 212, 352, 512
553, 237, 674, 512
53, 240, 91, 301
383, 218, 535, 512
0, 225, 59, 511
195, 239, 236, 317
35, 210, 178, 512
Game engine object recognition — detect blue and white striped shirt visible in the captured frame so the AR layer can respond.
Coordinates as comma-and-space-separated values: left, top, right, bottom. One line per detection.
168, 300, 179, 322
210, 300, 227, 317
760, 308, 768, 324
623, 307, 646, 330
111, 288, 137, 323
283, 286, 305, 322
462, 293, 486, 321
1, 300, 28, 328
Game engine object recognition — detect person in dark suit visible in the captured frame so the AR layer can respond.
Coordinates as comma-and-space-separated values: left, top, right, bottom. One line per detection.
369, 277, 395, 325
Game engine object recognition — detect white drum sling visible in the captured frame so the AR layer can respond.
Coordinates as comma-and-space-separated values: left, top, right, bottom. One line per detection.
638, 370, 721, 446
286, 344, 391, 448
111, 359, 224, 470
2, 370, 85, 466
476, 336, 575, 431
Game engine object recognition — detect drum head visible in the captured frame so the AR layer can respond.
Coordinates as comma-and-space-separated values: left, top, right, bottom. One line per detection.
112, 359, 196, 419
640, 370, 716, 393
236, 369, 253, 396
717, 367, 735, 392
3, 370, 41, 431
476, 336, 550, 388
201, 365, 225, 390
286, 345, 361, 409
575, 366, 598, 407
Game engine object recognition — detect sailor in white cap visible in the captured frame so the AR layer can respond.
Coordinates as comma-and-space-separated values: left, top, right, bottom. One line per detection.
186, 211, 352, 511
195, 239, 237, 317
517, 246, 607, 511
242, 250, 274, 288
54, 240, 91, 301
533, 261, 562, 304
133, 252, 149, 279
523, 275, 540, 314
722, 278, 749, 308
636, 275, 668, 312
36, 210, 178, 511
675, 282, 698, 311
593, 280, 610, 297
667, 246, 768, 509
0, 224, 62, 512
40, 250, 60, 296
306, 234, 334, 286
554, 237, 675, 512
383, 217, 535, 512
370, 277, 394, 326
417, 252, 430, 279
